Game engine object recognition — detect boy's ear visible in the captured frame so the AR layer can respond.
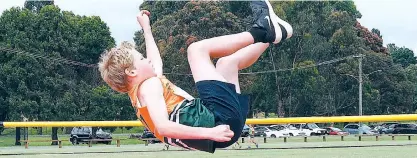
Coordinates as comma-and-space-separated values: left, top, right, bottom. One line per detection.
125, 68, 137, 77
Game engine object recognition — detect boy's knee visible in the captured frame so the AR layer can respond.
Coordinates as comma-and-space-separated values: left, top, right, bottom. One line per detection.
216, 57, 237, 70
187, 42, 203, 57
215, 58, 228, 69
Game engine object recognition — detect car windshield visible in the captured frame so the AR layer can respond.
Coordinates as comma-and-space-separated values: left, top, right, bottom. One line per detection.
268, 127, 279, 131
331, 127, 342, 131
362, 125, 371, 130
307, 123, 319, 129
288, 125, 298, 130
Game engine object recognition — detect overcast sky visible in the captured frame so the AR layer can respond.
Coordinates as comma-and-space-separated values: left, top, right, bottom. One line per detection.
1, 0, 416, 56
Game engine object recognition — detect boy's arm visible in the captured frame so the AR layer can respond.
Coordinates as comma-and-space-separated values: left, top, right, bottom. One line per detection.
137, 11, 163, 77
139, 77, 234, 141
143, 28, 163, 76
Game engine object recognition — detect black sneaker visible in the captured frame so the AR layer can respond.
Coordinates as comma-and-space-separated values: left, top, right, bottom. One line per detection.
250, 0, 293, 44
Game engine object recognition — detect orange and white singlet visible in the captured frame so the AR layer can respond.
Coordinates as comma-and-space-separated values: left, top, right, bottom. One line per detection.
127, 76, 194, 141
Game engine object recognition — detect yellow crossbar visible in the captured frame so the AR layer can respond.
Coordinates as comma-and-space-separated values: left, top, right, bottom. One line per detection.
1, 114, 416, 127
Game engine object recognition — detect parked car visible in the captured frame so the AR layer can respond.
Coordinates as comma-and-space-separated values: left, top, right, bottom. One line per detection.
141, 128, 162, 143
392, 123, 417, 134
289, 123, 327, 136
70, 127, 112, 145
254, 126, 289, 138
343, 124, 378, 135
253, 127, 267, 137
375, 122, 399, 134
241, 124, 250, 137
270, 124, 306, 136
381, 122, 399, 127
378, 124, 397, 134
324, 127, 349, 135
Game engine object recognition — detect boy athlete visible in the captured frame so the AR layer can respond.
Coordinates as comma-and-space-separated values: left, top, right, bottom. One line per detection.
98, 0, 292, 153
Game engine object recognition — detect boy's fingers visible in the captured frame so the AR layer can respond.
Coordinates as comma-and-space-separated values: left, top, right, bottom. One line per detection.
140, 10, 150, 16
224, 125, 230, 130
226, 131, 234, 137
224, 137, 231, 141
144, 10, 151, 16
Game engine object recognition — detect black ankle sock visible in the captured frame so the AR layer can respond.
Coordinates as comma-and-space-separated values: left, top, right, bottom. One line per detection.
248, 27, 266, 43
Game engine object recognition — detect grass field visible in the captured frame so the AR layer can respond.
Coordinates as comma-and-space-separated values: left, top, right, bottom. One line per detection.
0, 134, 417, 148
1, 136, 417, 158
0, 134, 145, 147
1, 141, 417, 158
1, 134, 416, 147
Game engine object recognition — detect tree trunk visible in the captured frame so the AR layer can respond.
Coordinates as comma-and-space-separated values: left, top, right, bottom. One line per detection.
15, 127, 21, 145
37, 127, 42, 135
278, 98, 285, 118
267, 46, 285, 118
51, 127, 58, 145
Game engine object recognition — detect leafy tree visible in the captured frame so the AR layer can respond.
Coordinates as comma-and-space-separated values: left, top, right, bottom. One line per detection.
0, 4, 117, 145
355, 22, 387, 54
24, 0, 54, 12
388, 43, 416, 67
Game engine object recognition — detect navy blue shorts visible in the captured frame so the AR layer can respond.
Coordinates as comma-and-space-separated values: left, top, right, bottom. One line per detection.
195, 80, 250, 149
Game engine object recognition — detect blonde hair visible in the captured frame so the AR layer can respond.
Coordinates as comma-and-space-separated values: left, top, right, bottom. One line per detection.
98, 42, 139, 93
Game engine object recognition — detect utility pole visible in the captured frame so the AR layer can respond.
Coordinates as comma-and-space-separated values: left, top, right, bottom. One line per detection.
358, 54, 363, 135
358, 55, 363, 117
343, 54, 381, 135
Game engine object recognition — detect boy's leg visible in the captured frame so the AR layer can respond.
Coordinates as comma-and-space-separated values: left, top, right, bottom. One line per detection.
187, 0, 292, 83
187, 32, 255, 83
215, 43, 269, 93
214, 43, 269, 124
186, 0, 292, 149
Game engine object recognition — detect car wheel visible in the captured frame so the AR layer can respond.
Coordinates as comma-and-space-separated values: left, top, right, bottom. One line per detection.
289, 133, 294, 136
71, 138, 78, 145
271, 134, 276, 138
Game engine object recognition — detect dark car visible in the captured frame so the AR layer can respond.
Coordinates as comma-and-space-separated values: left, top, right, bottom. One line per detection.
378, 124, 398, 134
141, 128, 162, 143
375, 122, 398, 134
392, 124, 417, 134
70, 127, 112, 145
241, 124, 250, 137
381, 122, 400, 127
252, 126, 267, 137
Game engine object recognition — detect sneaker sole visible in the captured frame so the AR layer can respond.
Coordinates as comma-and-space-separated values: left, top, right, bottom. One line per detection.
264, 0, 293, 44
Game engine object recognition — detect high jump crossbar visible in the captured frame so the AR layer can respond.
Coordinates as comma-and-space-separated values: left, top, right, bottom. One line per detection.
1, 114, 416, 127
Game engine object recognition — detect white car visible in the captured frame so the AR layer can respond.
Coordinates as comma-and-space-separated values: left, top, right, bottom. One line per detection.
254, 126, 290, 138
289, 123, 327, 136
270, 125, 306, 136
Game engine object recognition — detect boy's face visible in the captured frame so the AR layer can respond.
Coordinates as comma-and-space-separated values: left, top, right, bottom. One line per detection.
125, 52, 157, 85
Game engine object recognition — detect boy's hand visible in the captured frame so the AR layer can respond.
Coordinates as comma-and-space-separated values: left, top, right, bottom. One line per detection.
137, 10, 151, 30
208, 125, 234, 142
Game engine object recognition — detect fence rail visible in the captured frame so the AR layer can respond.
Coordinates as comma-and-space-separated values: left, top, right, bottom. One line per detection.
2, 114, 417, 127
